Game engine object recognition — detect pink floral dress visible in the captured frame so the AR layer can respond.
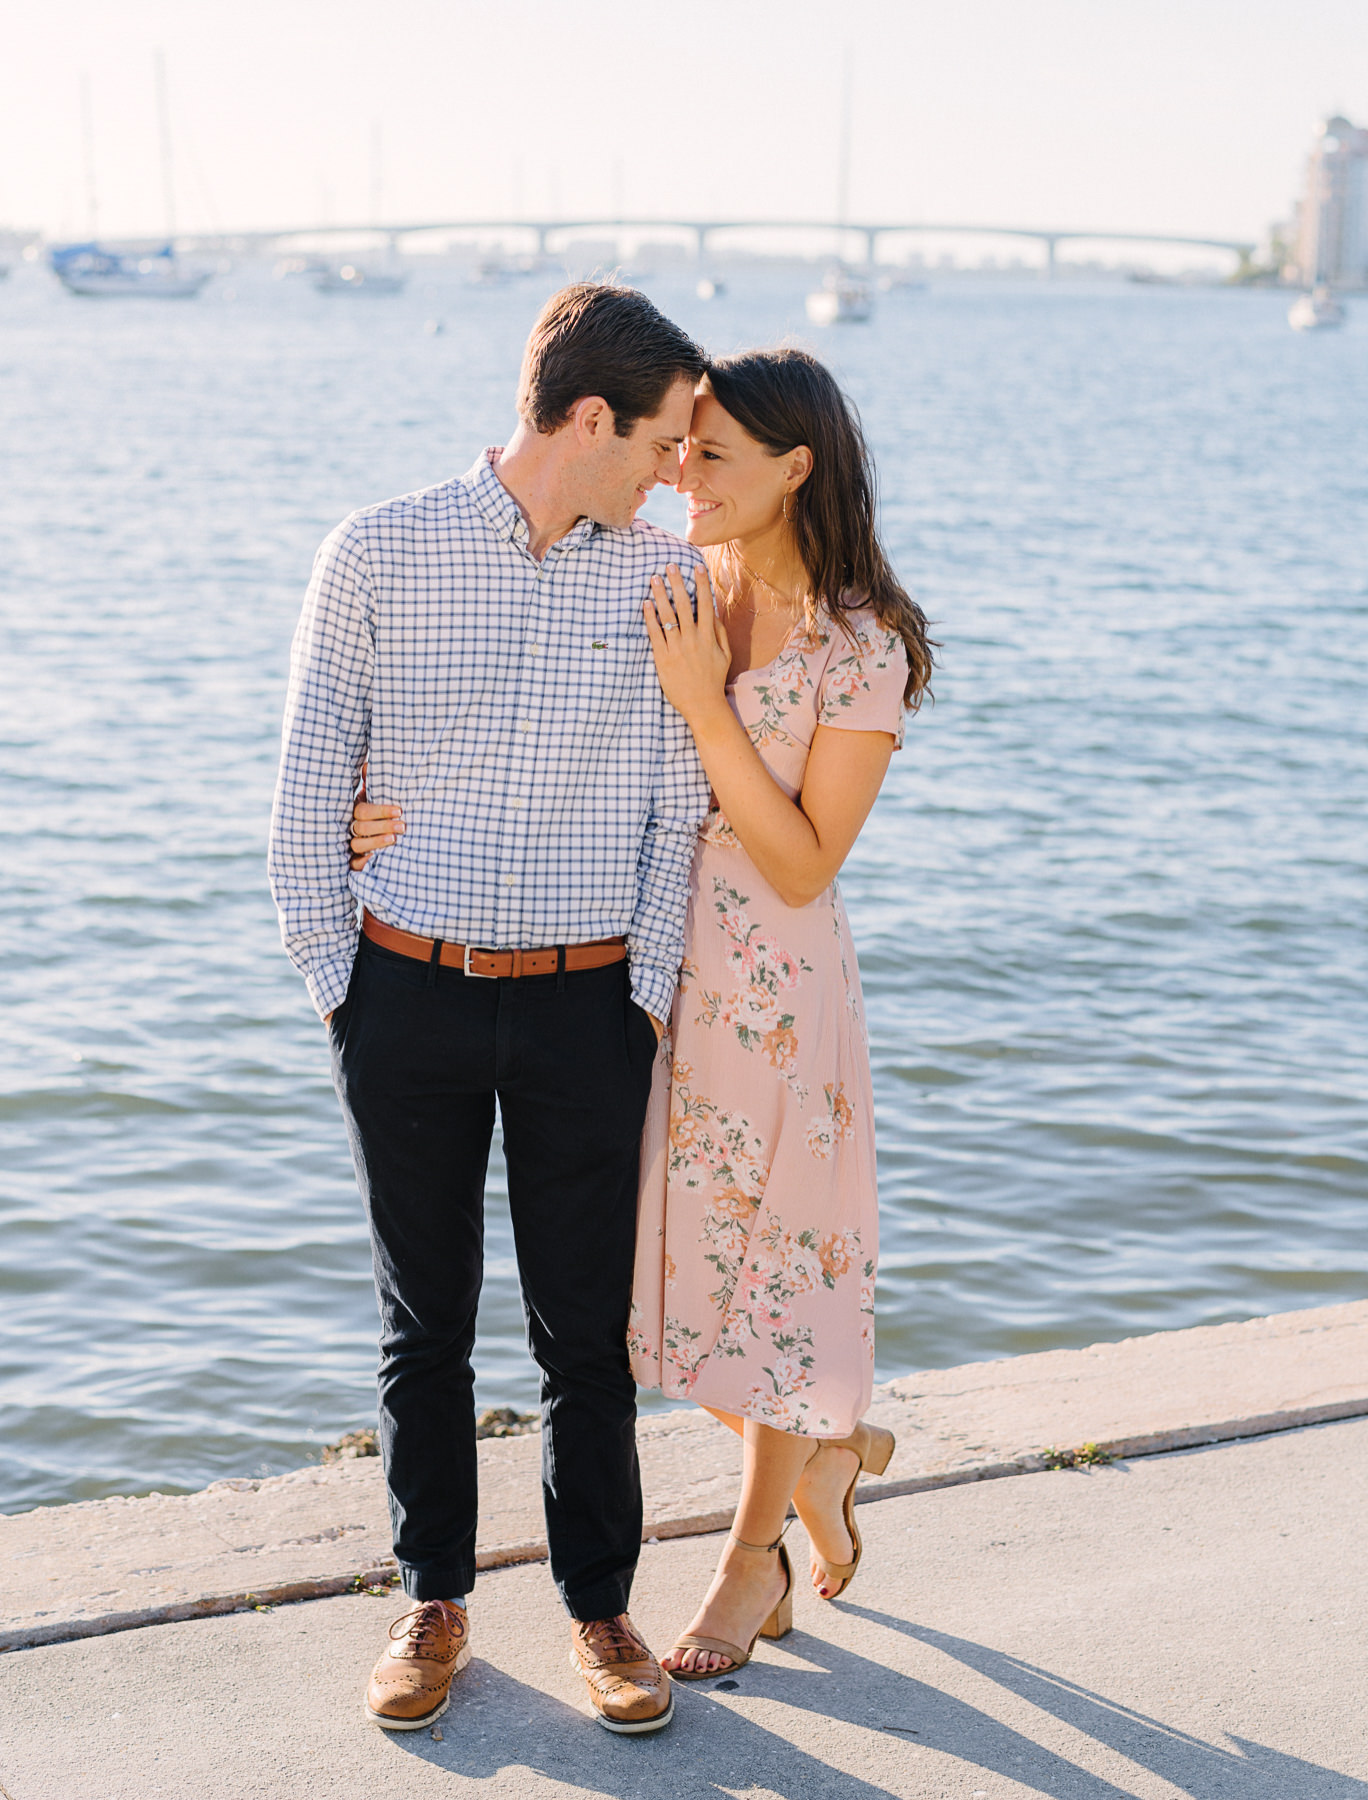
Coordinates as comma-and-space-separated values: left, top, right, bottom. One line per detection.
629, 605, 909, 1438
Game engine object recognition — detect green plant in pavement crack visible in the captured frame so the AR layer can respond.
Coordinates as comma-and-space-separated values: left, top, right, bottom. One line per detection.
1042, 1441, 1115, 1470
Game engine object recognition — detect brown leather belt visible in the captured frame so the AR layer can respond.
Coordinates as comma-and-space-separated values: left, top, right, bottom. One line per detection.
362, 909, 626, 979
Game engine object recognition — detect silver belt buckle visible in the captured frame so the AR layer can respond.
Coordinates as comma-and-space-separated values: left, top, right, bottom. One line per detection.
462, 944, 498, 978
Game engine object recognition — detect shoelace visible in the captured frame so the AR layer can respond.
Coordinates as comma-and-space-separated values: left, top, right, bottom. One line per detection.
579, 1614, 644, 1664
390, 1598, 465, 1654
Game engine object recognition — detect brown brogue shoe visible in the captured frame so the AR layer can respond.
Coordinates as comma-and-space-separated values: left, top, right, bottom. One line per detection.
569, 1613, 674, 1734
365, 1598, 471, 1730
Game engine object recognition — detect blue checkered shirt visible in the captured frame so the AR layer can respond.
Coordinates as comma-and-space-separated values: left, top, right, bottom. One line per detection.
268, 450, 711, 1022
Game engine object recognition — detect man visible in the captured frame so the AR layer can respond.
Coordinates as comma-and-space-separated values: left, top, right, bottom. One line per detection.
268, 284, 710, 1734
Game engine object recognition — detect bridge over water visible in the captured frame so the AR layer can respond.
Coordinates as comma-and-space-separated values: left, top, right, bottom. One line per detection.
180, 215, 1256, 275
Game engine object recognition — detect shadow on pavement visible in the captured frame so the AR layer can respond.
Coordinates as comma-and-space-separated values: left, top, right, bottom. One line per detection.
850, 1607, 1368, 1800
699, 1626, 1142, 1799
375, 1602, 1366, 1800
383, 1651, 906, 1799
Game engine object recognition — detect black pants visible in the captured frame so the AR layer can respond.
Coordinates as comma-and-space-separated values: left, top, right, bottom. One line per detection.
329, 937, 658, 1619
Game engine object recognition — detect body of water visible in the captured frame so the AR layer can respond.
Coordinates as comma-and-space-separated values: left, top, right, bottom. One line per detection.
2, 262, 1364, 1512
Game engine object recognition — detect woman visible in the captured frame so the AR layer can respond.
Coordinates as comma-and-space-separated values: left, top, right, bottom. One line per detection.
351, 348, 934, 1679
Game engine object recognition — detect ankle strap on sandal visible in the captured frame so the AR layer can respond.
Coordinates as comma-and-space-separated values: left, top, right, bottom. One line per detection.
728, 1520, 792, 1555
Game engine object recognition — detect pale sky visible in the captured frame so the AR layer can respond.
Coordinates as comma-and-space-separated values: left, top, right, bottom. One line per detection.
5, 0, 1366, 245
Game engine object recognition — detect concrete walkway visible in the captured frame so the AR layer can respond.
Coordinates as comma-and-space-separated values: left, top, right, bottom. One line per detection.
2, 1414, 1365, 1799
5, 1301, 1366, 1654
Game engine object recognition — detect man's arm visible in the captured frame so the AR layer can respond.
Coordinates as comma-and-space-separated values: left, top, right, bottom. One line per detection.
627, 655, 711, 1031
267, 519, 375, 1020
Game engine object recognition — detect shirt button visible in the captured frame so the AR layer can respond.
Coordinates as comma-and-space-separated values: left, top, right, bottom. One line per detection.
529, 643, 541, 656
510, 797, 524, 810
520, 719, 533, 733
504, 874, 516, 887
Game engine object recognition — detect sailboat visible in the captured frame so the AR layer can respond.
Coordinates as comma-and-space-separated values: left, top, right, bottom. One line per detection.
1288, 283, 1344, 331
805, 51, 871, 326
316, 125, 408, 296
50, 59, 209, 299
806, 267, 872, 326
314, 262, 407, 295
52, 241, 209, 298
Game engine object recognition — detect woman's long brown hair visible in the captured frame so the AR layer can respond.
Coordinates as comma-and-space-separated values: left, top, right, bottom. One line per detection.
704, 348, 936, 710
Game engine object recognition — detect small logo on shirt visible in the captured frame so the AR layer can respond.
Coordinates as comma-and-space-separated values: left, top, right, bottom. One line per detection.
590, 640, 609, 650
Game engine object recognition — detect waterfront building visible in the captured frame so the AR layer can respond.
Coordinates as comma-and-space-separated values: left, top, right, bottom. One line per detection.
1291, 116, 1368, 288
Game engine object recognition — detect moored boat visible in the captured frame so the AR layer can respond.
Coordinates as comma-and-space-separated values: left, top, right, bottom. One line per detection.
314, 263, 407, 295
1288, 285, 1345, 331
50, 242, 210, 298
805, 267, 872, 325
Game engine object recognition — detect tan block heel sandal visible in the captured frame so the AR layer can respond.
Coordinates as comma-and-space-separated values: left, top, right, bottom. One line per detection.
811, 1420, 896, 1601
666, 1531, 794, 1680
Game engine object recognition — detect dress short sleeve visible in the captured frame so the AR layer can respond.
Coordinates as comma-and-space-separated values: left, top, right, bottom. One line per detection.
816, 611, 909, 749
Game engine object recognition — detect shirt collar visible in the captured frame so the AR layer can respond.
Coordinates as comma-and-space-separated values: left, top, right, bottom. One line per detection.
464, 447, 600, 556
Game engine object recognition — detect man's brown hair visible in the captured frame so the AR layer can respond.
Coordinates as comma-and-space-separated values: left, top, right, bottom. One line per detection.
516, 282, 707, 438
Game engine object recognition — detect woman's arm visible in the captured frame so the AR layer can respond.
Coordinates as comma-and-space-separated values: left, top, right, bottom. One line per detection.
644, 566, 895, 909
345, 794, 666, 1037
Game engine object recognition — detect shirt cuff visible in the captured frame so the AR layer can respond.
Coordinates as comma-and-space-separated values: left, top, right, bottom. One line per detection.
629, 960, 677, 1026
305, 948, 358, 1021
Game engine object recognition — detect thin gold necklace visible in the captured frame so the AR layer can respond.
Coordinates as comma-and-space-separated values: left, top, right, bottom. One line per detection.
721, 546, 808, 617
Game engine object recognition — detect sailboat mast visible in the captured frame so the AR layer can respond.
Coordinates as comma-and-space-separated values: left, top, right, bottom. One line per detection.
835, 46, 852, 248
370, 121, 383, 228
79, 72, 99, 239
154, 50, 176, 242
805, 41, 872, 321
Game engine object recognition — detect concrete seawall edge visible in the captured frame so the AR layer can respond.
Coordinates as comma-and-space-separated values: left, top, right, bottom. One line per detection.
3, 1297, 1364, 1654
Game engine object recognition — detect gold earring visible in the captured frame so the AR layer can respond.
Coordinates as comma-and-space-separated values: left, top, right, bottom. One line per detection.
782, 492, 792, 523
